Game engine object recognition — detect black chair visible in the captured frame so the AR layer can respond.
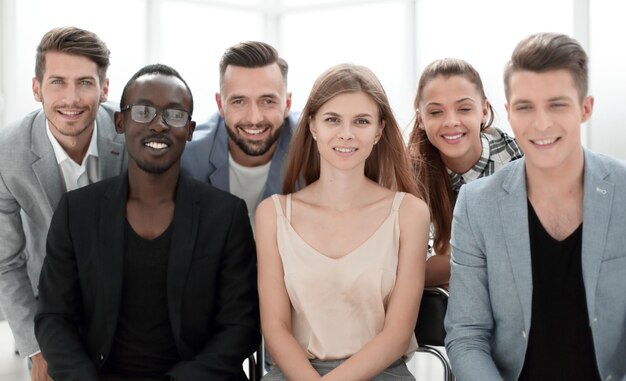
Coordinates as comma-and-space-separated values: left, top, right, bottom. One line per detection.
414, 287, 454, 381
246, 342, 264, 381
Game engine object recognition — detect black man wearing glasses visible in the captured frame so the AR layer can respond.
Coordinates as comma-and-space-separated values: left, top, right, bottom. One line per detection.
35, 64, 260, 381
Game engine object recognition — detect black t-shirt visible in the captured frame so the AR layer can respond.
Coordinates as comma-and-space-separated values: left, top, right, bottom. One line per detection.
100, 220, 180, 379
518, 200, 600, 381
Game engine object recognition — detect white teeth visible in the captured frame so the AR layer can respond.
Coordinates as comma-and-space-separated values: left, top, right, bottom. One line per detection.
145, 142, 168, 149
443, 133, 463, 140
243, 128, 267, 135
59, 110, 81, 116
533, 138, 557, 145
334, 147, 356, 153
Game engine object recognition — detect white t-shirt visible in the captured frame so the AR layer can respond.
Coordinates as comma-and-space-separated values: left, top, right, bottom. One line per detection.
228, 154, 271, 233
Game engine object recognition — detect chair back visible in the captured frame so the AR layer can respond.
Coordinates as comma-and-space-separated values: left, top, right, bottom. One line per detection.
415, 287, 449, 347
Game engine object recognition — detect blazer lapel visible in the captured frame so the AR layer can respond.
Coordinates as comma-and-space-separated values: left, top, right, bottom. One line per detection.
98, 174, 128, 339
499, 159, 533, 330
167, 175, 199, 343
96, 106, 126, 179
264, 117, 294, 198
580, 149, 613, 317
30, 112, 65, 212
207, 119, 230, 191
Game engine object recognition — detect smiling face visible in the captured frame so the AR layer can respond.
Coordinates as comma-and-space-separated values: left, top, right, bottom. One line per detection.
309, 91, 383, 173
32, 51, 109, 138
506, 69, 592, 174
217, 63, 291, 166
418, 75, 488, 174
116, 73, 195, 175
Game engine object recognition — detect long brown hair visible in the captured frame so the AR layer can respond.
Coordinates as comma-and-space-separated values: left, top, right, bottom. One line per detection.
283, 63, 423, 198
408, 58, 494, 255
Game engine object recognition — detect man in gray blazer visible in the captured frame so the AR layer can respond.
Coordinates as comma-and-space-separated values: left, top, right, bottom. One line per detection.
0, 27, 126, 380
445, 33, 626, 381
181, 41, 298, 232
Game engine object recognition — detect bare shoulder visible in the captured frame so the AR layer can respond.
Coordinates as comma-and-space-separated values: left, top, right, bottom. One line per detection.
255, 195, 282, 225
399, 193, 429, 218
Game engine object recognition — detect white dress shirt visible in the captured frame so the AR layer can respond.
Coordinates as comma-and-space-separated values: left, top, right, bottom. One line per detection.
46, 121, 100, 192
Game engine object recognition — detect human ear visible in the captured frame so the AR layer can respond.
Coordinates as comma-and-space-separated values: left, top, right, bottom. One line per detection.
215, 92, 225, 117
114, 111, 125, 134
32, 78, 42, 102
100, 78, 110, 102
415, 109, 425, 130
581, 96, 594, 123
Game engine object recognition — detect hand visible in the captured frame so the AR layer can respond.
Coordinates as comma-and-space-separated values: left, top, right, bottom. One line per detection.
31, 353, 53, 381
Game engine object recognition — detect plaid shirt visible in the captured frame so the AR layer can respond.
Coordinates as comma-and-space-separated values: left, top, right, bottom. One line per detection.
449, 127, 523, 195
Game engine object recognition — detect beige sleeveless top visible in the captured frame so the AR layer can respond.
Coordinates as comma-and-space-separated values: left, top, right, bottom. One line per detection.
271, 192, 417, 360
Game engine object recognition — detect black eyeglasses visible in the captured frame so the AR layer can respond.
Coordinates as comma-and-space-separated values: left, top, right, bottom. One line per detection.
120, 104, 191, 128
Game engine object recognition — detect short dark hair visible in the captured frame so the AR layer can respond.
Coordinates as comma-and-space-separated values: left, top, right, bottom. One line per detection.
219, 41, 288, 88
120, 64, 194, 116
35, 26, 110, 83
504, 32, 589, 101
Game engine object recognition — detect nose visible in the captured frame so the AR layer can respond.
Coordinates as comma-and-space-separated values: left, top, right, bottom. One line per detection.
337, 122, 354, 140
533, 108, 552, 131
246, 102, 263, 125
149, 112, 169, 132
443, 112, 460, 128
64, 83, 81, 104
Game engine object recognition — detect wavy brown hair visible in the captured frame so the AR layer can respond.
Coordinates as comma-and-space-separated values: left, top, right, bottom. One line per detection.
35, 26, 110, 83
283, 63, 423, 198
504, 33, 588, 101
408, 58, 494, 255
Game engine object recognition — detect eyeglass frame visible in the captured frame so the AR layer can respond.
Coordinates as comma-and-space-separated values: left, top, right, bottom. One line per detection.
120, 104, 192, 128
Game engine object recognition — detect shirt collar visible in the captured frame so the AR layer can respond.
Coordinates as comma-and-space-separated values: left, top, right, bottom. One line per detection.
46, 120, 99, 165
447, 130, 492, 192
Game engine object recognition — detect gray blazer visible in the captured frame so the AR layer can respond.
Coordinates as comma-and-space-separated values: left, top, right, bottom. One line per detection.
445, 149, 626, 381
0, 103, 126, 357
181, 112, 299, 198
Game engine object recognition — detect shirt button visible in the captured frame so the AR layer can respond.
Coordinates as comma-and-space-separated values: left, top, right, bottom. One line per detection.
522, 330, 527, 339
605, 375, 612, 381
593, 317, 598, 323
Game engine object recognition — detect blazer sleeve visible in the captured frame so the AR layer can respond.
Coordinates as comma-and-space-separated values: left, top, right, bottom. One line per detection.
444, 186, 504, 381
168, 199, 260, 380
34, 194, 98, 380
0, 169, 40, 356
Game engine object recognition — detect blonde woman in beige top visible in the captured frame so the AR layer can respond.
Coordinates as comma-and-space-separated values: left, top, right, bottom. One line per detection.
256, 64, 430, 381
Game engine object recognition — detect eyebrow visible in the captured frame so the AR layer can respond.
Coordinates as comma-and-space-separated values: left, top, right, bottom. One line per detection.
547, 96, 572, 102
47, 74, 98, 80
228, 93, 280, 100
134, 99, 187, 110
426, 97, 475, 107
322, 111, 374, 118
511, 96, 573, 105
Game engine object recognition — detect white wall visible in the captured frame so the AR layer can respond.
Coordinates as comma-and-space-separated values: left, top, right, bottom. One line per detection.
1, 0, 624, 160
588, 0, 626, 158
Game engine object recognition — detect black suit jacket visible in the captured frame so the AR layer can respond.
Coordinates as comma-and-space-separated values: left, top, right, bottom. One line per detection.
35, 173, 260, 381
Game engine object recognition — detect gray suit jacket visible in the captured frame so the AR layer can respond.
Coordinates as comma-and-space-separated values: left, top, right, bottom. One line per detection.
181, 112, 299, 198
445, 149, 626, 381
0, 103, 126, 356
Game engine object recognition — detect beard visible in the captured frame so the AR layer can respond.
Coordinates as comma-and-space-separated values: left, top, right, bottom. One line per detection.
226, 121, 283, 156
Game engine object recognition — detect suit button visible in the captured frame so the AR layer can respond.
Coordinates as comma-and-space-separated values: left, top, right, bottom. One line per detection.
100, 354, 104, 361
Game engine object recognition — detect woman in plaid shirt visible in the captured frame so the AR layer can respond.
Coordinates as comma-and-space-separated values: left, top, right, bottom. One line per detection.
409, 58, 523, 288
